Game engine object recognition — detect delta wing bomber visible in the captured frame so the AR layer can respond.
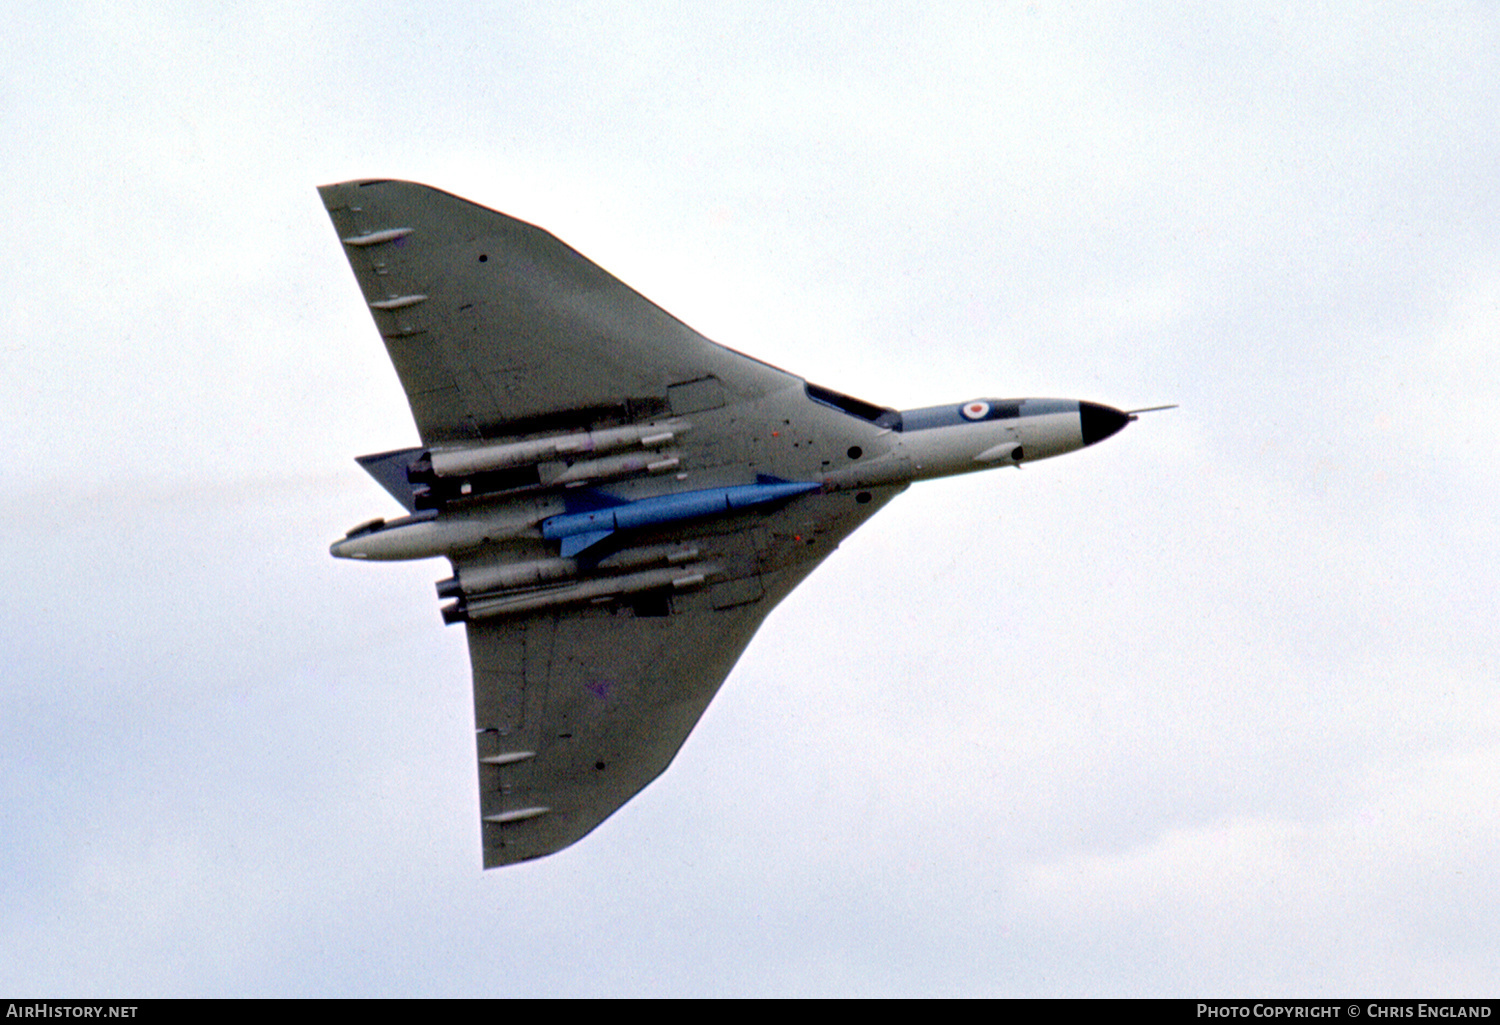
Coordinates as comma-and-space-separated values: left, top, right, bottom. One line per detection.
320, 180, 1153, 866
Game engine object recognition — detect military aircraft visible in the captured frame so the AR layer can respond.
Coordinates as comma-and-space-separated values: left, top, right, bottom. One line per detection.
321, 179, 1143, 867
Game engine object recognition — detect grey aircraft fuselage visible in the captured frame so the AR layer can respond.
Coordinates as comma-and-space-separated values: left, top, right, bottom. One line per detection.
331, 396, 1129, 565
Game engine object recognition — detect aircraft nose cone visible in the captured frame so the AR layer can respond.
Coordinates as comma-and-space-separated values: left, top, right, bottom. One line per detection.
1079, 402, 1130, 446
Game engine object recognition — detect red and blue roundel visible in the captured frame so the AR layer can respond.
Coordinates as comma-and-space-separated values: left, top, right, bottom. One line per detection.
961, 400, 990, 421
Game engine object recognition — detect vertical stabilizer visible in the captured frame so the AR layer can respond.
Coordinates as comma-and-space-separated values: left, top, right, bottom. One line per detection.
355, 447, 425, 512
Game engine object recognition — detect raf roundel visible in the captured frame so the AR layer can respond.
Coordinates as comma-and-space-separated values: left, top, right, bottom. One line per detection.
961, 400, 990, 421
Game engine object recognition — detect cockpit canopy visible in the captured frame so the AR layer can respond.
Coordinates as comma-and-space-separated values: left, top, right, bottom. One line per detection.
804, 382, 903, 430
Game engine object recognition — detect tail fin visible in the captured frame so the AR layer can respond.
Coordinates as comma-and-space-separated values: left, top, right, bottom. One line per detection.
355, 447, 425, 512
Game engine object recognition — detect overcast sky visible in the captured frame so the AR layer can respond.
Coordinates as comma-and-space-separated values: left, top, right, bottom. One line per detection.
4, 0, 1498, 997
